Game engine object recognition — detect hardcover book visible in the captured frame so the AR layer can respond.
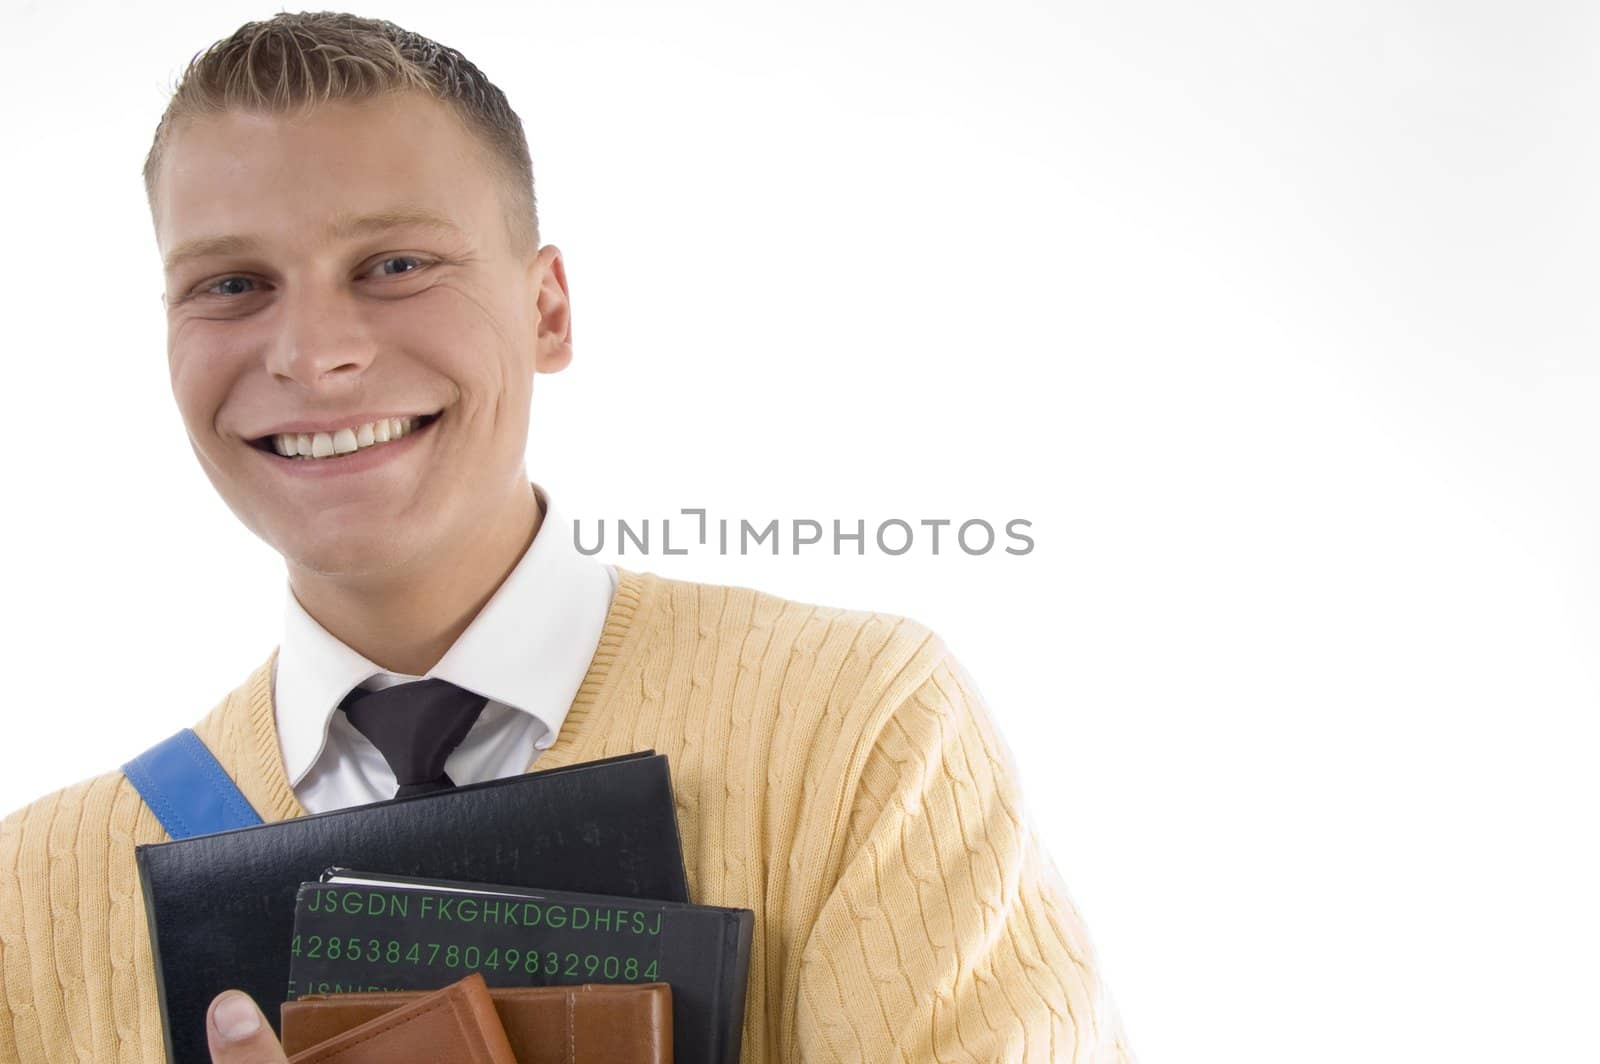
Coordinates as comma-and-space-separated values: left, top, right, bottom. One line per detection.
134, 751, 689, 1064
287, 868, 752, 1064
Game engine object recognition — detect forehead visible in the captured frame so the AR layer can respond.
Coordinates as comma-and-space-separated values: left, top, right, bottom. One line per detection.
153, 92, 498, 265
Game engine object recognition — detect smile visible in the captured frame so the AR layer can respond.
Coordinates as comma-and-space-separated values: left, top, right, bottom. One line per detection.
250, 412, 442, 461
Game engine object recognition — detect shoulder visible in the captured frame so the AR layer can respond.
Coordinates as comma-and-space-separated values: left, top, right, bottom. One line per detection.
0, 654, 271, 876
617, 569, 972, 811
0, 673, 265, 1053
0, 765, 155, 859
1, 707, 179, 866
0, 763, 160, 899
627, 566, 954, 716
1, 758, 172, 924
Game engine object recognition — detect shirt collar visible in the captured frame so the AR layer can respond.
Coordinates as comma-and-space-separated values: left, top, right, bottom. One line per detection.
273, 481, 614, 788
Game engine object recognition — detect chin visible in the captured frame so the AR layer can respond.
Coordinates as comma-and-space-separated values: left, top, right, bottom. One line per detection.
274, 525, 423, 579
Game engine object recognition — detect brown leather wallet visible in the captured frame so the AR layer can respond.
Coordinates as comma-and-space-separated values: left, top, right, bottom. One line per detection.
282, 982, 674, 1064
285, 972, 517, 1063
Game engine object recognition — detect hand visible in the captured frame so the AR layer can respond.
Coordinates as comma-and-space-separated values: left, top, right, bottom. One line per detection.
207, 990, 288, 1063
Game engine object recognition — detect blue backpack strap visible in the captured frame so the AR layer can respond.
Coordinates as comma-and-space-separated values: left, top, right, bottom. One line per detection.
121, 728, 264, 839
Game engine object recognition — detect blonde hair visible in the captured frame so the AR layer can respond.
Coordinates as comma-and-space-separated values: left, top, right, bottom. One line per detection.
143, 11, 538, 255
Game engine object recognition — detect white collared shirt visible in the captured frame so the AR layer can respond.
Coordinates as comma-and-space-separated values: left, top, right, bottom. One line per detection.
272, 482, 616, 814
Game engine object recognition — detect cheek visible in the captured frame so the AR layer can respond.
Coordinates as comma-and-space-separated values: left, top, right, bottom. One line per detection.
167, 322, 249, 435
393, 285, 524, 395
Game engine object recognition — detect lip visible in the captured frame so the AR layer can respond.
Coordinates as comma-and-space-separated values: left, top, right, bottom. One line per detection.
250, 412, 440, 478
249, 411, 441, 437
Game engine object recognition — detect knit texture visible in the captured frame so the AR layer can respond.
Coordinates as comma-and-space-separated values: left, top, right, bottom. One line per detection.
0, 568, 1132, 1062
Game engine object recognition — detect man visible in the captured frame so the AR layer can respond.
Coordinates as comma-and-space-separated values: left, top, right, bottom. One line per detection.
0, 12, 1131, 1063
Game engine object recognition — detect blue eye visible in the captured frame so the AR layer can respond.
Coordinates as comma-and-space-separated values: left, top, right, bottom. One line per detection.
373, 256, 425, 276
207, 277, 256, 297
183, 256, 431, 305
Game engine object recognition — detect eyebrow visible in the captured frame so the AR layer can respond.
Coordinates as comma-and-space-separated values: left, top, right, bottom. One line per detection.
162, 205, 464, 276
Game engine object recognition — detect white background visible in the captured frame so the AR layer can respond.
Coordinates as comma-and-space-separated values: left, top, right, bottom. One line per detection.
2, 2, 1597, 1060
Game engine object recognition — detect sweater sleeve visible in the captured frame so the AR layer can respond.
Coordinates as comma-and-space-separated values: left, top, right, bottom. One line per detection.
791, 646, 1134, 1063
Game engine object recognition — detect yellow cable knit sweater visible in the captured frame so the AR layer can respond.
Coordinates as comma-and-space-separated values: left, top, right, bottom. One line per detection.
0, 568, 1131, 1062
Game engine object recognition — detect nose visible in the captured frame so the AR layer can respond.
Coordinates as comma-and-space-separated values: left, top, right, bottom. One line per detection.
265, 279, 380, 388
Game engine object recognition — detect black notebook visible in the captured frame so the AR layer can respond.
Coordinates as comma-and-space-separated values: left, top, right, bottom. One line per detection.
134, 750, 689, 1064
290, 869, 754, 1064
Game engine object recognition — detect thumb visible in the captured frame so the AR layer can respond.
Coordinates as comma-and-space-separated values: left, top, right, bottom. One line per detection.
206, 990, 289, 1063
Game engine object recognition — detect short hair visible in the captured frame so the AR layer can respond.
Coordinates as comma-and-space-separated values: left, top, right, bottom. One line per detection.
143, 11, 538, 257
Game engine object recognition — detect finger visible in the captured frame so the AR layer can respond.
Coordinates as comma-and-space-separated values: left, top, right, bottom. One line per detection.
206, 990, 288, 1063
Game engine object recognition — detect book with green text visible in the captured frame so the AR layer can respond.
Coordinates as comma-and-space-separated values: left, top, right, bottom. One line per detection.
288, 868, 753, 1064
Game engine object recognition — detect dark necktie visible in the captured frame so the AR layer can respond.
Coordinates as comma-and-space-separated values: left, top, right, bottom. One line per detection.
338, 678, 489, 799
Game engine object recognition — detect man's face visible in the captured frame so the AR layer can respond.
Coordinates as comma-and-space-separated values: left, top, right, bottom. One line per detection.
153, 91, 570, 580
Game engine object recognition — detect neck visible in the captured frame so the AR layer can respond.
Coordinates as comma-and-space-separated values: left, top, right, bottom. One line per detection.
286, 480, 543, 676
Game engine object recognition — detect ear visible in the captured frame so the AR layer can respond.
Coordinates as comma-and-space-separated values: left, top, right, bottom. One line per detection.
529, 244, 573, 374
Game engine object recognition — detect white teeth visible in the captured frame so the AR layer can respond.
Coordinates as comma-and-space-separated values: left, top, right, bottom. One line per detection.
269, 415, 432, 461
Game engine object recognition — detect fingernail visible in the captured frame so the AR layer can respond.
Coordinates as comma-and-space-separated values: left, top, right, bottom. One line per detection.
213, 992, 261, 1042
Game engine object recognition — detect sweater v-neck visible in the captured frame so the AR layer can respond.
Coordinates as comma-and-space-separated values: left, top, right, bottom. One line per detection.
228, 566, 655, 823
